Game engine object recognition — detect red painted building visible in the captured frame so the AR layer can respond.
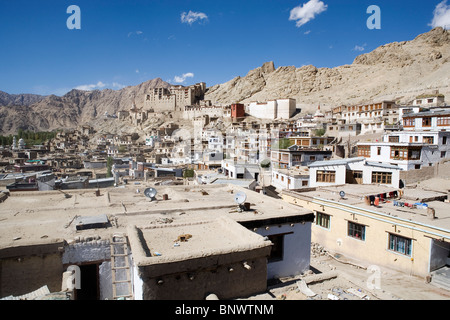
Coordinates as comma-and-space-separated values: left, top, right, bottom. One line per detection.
231, 103, 245, 119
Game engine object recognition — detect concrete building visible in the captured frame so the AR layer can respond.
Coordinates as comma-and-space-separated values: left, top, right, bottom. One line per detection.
413, 92, 446, 107
271, 167, 310, 190
357, 130, 450, 171
308, 157, 402, 189
271, 145, 332, 170
247, 99, 296, 120
402, 109, 450, 132
282, 184, 450, 280
0, 184, 314, 300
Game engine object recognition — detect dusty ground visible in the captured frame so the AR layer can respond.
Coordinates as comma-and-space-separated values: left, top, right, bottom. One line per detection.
244, 250, 450, 300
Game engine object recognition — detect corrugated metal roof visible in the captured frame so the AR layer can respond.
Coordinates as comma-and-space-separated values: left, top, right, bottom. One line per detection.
308, 157, 365, 168
365, 161, 402, 170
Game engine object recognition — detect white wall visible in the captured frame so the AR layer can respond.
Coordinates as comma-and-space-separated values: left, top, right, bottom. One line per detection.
309, 165, 346, 187
255, 223, 312, 279
277, 99, 296, 119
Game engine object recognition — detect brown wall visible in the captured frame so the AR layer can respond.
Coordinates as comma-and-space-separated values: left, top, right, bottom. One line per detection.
400, 161, 450, 185
0, 242, 64, 298
139, 249, 270, 300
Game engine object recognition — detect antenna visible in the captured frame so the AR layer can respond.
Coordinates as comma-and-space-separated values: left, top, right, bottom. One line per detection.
144, 187, 157, 201
234, 191, 247, 212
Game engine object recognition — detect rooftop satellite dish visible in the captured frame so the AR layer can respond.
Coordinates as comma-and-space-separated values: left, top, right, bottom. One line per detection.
234, 191, 247, 205
234, 191, 247, 212
144, 187, 157, 201
339, 191, 346, 199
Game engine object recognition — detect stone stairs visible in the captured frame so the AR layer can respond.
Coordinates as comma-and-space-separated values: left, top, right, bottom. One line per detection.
430, 266, 450, 291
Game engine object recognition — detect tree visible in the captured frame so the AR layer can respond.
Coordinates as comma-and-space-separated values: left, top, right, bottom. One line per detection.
106, 157, 113, 178
315, 128, 326, 137
273, 138, 293, 150
183, 169, 195, 178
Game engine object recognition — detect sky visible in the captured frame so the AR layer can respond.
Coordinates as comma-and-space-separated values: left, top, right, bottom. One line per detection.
0, 0, 449, 96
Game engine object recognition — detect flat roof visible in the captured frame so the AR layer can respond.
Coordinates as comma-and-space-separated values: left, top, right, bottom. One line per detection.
0, 183, 312, 249
128, 216, 271, 268
284, 183, 450, 232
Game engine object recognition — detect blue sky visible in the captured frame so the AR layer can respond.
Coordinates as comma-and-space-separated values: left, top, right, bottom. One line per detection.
0, 0, 449, 96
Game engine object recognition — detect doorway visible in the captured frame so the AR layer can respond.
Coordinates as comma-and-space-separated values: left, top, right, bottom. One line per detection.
76, 264, 100, 300
346, 170, 363, 184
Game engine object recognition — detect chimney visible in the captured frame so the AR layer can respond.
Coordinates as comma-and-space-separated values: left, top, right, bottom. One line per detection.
427, 207, 436, 220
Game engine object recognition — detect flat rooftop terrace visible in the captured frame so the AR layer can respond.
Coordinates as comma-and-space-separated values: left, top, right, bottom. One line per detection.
284, 182, 450, 232
0, 183, 312, 249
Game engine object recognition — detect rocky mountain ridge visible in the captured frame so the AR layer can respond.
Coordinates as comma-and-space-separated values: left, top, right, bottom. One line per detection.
1, 27, 449, 135
205, 27, 450, 113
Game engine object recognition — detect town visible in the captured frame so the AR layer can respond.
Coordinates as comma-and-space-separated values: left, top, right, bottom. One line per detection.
0, 81, 449, 301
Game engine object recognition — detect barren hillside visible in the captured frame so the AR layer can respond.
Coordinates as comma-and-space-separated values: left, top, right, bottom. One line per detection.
205, 27, 450, 114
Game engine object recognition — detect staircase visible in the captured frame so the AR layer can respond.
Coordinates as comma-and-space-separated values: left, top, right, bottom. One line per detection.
110, 235, 133, 300
430, 266, 450, 291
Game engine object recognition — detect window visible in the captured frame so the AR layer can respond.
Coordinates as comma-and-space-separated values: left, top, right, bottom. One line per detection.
422, 117, 432, 127
403, 118, 415, 127
441, 151, 446, 158
388, 234, 412, 256
377, 147, 381, 156
415, 164, 421, 170
428, 99, 434, 104
372, 172, 392, 184
302, 180, 308, 186
267, 234, 287, 262
316, 171, 336, 183
423, 136, 434, 144
437, 117, 450, 126
316, 212, 330, 229
348, 222, 365, 241
358, 145, 370, 157
443, 136, 447, 145
389, 136, 400, 143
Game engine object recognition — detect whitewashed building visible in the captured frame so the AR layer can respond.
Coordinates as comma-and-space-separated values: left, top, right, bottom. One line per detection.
308, 157, 402, 189
246, 99, 296, 120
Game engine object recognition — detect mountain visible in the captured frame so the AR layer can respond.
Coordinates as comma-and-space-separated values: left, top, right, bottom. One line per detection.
0, 78, 171, 135
1, 28, 449, 135
205, 27, 450, 113
0, 91, 46, 107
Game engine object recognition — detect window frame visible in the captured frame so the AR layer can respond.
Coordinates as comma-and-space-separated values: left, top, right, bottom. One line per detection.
388, 233, 412, 257
315, 211, 331, 230
347, 221, 366, 241
316, 170, 336, 183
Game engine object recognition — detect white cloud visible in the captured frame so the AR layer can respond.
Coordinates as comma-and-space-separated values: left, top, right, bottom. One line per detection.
304, 30, 311, 35
289, 0, 328, 28
112, 82, 126, 90
75, 81, 106, 91
181, 11, 208, 25
353, 43, 367, 52
128, 30, 144, 37
135, 69, 140, 74
173, 72, 194, 84
430, 0, 450, 29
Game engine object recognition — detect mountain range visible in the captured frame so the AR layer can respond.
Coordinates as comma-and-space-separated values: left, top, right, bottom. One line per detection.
0, 27, 449, 135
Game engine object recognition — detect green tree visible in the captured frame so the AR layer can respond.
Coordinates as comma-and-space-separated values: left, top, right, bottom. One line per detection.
106, 157, 114, 178
183, 168, 195, 178
273, 138, 293, 150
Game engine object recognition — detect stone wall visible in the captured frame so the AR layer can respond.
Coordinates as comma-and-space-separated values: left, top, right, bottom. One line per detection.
138, 249, 270, 300
0, 241, 65, 298
400, 161, 450, 185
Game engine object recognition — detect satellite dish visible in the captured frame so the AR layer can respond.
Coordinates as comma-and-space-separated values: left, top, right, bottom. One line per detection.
234, 191, 247, 205
144, 187, 157, 201
339, 191, 346, 199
